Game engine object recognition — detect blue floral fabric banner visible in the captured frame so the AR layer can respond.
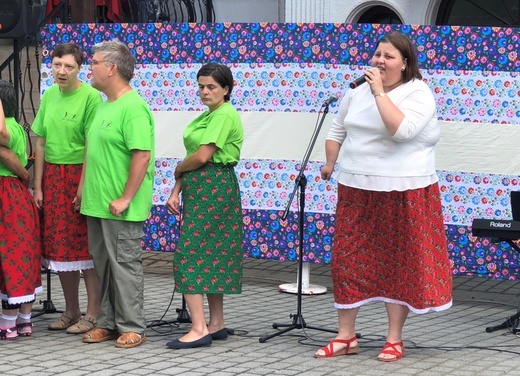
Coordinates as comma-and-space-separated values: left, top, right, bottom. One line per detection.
40, 22, 520, 280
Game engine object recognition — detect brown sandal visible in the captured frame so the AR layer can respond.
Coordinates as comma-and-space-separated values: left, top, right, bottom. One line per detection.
82, 328, 119, 343
115, 332, 147, 348
66, 316, 96, 334
47, 313, 81, 330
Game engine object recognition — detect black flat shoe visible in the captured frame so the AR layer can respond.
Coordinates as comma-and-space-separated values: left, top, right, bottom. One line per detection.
210, 328, 228, 341
166, 334, 212, 349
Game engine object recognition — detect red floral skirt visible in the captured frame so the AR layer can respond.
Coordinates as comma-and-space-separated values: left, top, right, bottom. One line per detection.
41, 163, 92, 271
0, 176, 42, 304
332, 183, 453, 313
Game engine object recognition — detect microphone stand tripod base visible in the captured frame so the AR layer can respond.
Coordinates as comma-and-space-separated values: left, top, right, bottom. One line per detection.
41, 300, 57, 313
278, 283, 327, 295
176, 307, 191, 324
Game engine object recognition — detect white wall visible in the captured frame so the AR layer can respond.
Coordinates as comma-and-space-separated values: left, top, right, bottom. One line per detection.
211, 1, 443, 26
213, 0, 285, 22
285, 0, 442, 24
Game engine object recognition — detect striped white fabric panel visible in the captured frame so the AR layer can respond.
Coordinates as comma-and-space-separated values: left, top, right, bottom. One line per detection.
154, 111, 520, 176
436, 120, 520, 175
154, 110, 333, 161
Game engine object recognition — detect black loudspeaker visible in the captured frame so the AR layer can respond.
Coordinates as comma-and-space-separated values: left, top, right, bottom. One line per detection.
512, 191, 520, 221
0, 0, 45, 39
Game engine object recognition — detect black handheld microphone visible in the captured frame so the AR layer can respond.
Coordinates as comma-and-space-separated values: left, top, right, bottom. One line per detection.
349, 75, 366, 89
323, 94, 338, 106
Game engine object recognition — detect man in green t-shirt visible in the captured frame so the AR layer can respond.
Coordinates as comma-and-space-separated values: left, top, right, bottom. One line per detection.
79, 40, 154, 349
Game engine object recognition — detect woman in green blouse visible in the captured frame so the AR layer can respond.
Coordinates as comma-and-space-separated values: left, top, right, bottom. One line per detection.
166, 63, 244, 349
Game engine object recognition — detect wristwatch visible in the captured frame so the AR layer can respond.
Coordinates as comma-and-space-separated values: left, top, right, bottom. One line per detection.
374, 92, 386, 98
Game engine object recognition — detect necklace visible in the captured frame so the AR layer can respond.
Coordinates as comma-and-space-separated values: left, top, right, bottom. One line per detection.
115, 86, 130, 101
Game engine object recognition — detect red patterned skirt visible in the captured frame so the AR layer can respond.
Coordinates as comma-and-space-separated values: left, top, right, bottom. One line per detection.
41, 163, 93, 271
332, 183, 453, 313
0, 176, 42, 304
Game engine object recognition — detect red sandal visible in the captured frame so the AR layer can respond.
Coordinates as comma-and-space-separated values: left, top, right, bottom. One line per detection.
378, 341, 405, 362
314, 336, 359, 358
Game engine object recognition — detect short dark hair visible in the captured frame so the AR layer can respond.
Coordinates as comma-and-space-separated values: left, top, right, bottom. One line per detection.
197, 63, 234, 101
0, 79, 17, 118
51, 43, 84, 67
377, 32, 422, 83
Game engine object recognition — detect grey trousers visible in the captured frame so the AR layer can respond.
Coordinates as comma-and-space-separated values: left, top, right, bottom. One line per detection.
87, 217, 146, 334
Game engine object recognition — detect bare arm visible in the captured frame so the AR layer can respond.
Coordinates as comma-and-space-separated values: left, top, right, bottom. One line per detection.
373, 93, 404, 136
174, 144, 218, 180
109, 149, 151, 217
73, 143, 87, 212
166, 179, 183, 215
0, 99, 10, 146
320, 140, 342, 181
0, 146, 30, 187
32, 137, 46, 208
365, 67, 404, 136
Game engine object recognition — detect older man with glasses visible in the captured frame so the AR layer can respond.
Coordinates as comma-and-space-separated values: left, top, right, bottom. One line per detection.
79, 39, 155, 349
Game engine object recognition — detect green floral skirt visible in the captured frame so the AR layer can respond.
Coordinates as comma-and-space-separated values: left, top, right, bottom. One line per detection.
173, 163, 244, 294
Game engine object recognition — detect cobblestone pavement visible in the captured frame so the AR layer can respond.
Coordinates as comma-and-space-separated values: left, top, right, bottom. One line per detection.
2, 252, 520, 375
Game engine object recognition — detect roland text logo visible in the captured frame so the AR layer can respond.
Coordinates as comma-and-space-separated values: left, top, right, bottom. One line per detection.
489, 221, 512, 228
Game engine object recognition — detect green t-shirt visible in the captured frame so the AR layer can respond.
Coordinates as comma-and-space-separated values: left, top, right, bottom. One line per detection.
31, 83, 102, 164
80, 90, 155, 221
0, 118, 27, 177
184, 102, 243, 163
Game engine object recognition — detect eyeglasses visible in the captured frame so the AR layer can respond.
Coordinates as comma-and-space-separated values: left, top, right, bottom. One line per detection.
52, 63, 77, 72
90, 59, 113, 66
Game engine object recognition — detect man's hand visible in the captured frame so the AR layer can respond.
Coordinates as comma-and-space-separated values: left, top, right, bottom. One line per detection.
109, 197, 131, 217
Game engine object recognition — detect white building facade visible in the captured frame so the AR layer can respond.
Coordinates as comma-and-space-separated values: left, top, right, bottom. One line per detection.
284, 0, 439, 24
213, 0, 519, 27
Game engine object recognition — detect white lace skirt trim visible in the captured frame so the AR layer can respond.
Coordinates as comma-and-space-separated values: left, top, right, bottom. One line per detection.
1, 286, 43, 305
41, 258, 95, 272
334, 297, 453, 315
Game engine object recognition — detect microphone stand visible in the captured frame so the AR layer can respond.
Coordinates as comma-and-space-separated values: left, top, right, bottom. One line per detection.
485, 239, 520, 333
147, 295, 191, 329
32, 267, 64, 318
485, 311, 520, 334
175, 295, 191, 323
147, 211, 191, 329
259, 100, 337, 343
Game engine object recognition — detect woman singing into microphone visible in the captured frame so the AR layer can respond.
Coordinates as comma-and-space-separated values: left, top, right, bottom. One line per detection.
316, 32, 452, 362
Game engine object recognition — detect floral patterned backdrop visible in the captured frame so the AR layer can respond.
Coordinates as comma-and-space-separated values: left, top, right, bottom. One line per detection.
40, 23, 520, 280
